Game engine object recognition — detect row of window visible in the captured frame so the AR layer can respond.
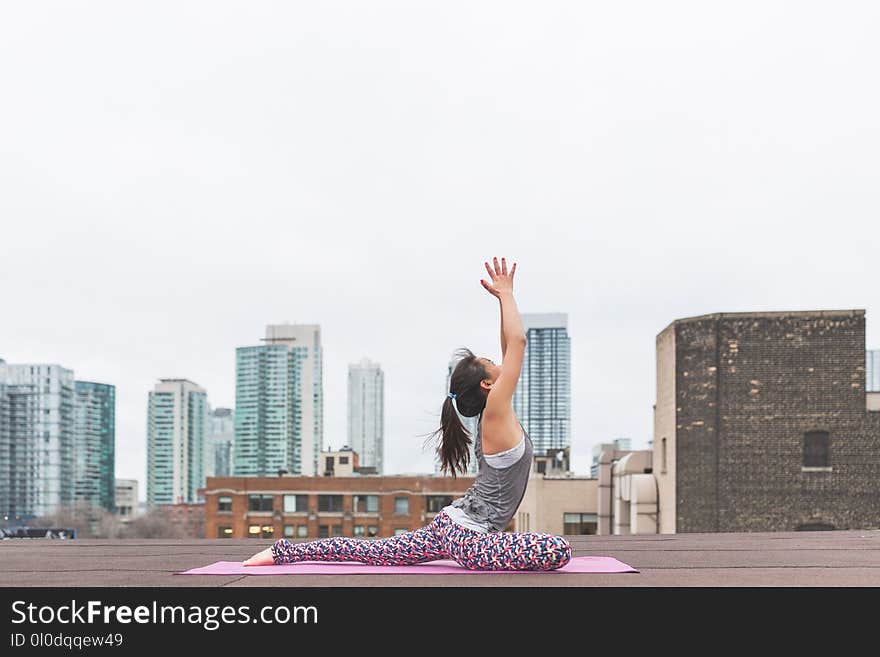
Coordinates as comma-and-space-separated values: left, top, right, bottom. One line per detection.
657, 431, 833, 472
218, 494, 454, 514
217, 524, 409, 539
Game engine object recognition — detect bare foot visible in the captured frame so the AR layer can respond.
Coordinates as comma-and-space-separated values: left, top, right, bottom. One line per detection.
242, 547, 275, 566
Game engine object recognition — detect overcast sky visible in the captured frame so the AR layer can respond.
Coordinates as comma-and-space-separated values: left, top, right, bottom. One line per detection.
2, 2, 878, 496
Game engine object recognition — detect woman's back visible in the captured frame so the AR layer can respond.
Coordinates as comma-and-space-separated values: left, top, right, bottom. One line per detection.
443, 411, 533, 532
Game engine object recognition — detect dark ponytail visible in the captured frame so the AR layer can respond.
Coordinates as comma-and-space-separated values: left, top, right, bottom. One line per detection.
423, 347, 489, 478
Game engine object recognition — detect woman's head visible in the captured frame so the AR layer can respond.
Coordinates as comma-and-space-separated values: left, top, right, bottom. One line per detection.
425, 347, 499, 477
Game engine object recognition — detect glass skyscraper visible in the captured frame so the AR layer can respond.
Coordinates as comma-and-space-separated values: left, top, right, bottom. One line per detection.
516, 313, 571, 457
146, 379, 207, 505
208, 407, 234, 478
868, 350, 880, 393
234, 324, 323, 477
73, 381, 116, 512
347, 358, 384, 473
0, 362, 9, 518
0, 361, 75, 519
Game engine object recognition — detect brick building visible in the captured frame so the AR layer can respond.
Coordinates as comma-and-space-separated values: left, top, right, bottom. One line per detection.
163, 502, 205, 538
204, 475, 477, 540
654, 309, 880, 533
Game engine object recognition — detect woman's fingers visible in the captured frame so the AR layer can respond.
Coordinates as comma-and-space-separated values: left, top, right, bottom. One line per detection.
485, 257, 515, 281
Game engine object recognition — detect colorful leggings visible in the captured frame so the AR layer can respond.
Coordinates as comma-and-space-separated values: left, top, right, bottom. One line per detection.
270, 510, 572, 571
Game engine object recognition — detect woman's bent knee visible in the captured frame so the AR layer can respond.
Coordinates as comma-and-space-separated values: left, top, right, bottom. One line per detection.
548, 536, 572, 569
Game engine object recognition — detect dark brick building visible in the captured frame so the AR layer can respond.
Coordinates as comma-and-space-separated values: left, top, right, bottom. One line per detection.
204, 474, 477, 540
654, 309, 880, 533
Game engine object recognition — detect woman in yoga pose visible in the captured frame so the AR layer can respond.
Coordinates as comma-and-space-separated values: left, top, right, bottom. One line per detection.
243, 257, 572, 570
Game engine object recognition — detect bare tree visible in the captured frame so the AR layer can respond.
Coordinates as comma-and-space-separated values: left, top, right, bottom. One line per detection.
28, 503, 204, 539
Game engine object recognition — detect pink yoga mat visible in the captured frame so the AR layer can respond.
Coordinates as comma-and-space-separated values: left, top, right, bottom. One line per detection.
178, 556, 637, 576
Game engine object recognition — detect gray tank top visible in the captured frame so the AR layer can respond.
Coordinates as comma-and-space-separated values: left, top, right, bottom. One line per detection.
443, 412, 533, 532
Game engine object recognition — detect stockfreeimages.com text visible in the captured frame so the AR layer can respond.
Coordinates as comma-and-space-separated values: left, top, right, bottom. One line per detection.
11, 600, 317, 631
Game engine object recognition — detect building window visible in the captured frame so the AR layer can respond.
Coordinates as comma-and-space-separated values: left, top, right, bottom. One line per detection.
803, 431, 830, 467
425, 496, 453, 512
283, 494, 308, 513
318, 495, 343, 512
324, 456, 335, 475
393, 528, 408, 536
318, 525, 329, 538
367, 525, 378, 537
284, 525, 295, 538
248, 494, 273, 512
217, 496, 232, 512
217, 526, 233, 538
353, 525, 365, 537
353, 495, 379, 513
563, 513, 598, 535
261, 525, 274, 538
297, 526, 308, 538
394, 497, 409, 515
331, 525, 343, 536
796, 522, 835, 531
248, 525, 261, 538
661, 438, 667, 474
339, 456, 349, 465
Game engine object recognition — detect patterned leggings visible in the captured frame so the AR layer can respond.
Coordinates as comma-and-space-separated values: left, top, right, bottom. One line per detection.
270, 510, 572, 571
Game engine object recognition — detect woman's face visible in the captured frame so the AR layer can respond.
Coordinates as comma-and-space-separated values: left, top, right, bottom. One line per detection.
478, 357, 501, 388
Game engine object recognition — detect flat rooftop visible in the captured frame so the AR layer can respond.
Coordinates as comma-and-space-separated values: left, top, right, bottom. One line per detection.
3, 529, 879, 587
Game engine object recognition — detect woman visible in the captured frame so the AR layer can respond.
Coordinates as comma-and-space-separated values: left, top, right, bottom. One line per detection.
243, 257, 572, 571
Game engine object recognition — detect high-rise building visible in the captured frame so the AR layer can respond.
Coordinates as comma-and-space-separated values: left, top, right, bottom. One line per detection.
868, 350, 880, 392
0, 361, 75, 519
591, 438, 632, 478
73, 381, 115, 512
146, 379, 207, 505
516, 313, 571, 457
347, 358, 384, 474
208, 407, 234, 478
0, 360, 10, 519
234, 324, 323, 477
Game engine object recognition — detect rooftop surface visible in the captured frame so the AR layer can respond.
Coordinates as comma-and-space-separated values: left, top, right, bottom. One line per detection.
3, 529, 880, 587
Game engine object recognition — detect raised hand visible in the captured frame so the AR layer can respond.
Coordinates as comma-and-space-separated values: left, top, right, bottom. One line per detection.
480, 256, 517, 299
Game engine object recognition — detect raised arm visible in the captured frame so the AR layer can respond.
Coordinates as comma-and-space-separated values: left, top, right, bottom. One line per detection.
480, 258, 526, 416
499, 297, 507, 358
482, 257, 524, 344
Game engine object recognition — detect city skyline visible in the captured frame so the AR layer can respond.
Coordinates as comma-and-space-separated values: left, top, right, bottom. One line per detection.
3, 3, 879, 500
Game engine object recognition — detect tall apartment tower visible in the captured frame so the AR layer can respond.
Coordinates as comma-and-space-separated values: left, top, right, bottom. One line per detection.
347, 358, 384, 474
234, 324, 323, 477
146, 379, 208, 505
516, 313, 571, 457
208, 407, 234, 478
73, 381, 116, 512
0, 361, 75, 519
